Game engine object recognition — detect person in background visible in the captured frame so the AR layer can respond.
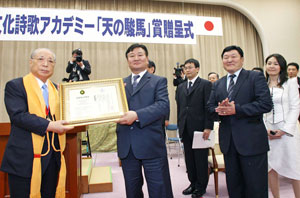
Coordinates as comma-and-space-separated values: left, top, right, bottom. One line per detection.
264, 54, 300, 198
208, 73, 220, 122
287, 62, 300, 121
116, 43, 173, 198
252, 67, 264, 73
287, 62, 300, 92
147, 60, 156, 74
208, 72, 219, 83
287, 62, 299, 79
207, 45, 272, 198
66, 48, 91, 81
0, 48, 73, 198
176, 58, 213, 198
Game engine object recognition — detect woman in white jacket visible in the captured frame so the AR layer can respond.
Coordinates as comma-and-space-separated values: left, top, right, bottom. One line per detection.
264, 53, 300, 198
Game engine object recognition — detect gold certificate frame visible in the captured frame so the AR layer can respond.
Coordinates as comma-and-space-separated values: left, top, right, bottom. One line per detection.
60, 78, 128, 126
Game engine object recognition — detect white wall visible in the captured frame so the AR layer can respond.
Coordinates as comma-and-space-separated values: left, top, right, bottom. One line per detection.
158, 0, 300, 64
232, 0, 300, 63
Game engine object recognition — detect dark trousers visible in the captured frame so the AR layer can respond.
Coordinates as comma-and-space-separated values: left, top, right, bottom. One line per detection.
224, 136, 268, 198
8, 152, 60, 198
121, 148, 173, 198
182, 131, 209, 192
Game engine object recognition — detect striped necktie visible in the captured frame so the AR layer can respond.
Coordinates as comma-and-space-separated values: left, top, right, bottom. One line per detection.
227, 74, 236, 101
132, 75, 140, 91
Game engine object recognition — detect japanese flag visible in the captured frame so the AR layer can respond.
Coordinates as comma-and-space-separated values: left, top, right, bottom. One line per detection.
193, 16, 223, 36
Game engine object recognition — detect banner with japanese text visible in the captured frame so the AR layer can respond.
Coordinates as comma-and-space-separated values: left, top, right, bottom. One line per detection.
0, 7, 223, 44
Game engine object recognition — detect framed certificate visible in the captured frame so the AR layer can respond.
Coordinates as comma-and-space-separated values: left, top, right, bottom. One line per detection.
60, 78, 128, 126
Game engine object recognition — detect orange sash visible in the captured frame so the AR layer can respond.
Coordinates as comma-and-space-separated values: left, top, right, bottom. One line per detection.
23, 73, 66, 198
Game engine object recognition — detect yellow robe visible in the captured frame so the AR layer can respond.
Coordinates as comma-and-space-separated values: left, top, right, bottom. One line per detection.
23, 73, 66, 198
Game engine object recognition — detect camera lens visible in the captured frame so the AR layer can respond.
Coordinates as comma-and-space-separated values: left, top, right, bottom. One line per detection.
76, 56, 82, 62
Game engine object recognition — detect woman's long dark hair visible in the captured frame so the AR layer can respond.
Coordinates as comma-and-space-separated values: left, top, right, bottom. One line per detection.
265, 53, 288, 87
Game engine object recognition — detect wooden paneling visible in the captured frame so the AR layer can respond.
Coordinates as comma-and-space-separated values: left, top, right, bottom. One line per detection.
0, 123, 86, 198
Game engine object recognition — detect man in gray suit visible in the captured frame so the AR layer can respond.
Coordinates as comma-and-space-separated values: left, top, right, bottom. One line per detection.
116, 43, 173, 198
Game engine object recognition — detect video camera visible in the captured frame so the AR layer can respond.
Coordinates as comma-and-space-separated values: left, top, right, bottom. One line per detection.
173, 62, 183, 79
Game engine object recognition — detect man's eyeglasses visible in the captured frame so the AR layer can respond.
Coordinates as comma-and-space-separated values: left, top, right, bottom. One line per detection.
184, 66, 195, 70
32, 57, 55, 64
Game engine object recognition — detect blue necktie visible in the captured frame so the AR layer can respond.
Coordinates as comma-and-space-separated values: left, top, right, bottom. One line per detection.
132, 75, 140, 91
42, 84, 49, 108
227, 74, 236, 101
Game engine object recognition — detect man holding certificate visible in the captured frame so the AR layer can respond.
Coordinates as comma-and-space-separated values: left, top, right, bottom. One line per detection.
1, 48, 73, 197
116, 43, 173, 198
176, 58, 213, 198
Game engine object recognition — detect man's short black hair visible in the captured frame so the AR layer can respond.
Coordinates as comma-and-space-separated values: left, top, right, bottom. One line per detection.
72, 48, 82, 56
208, 72, 219, 79
148, 60, 156, 68
125, 43, 148, 58
252, 67, 264, 72
287, 62, 299, 71
221, 45, 244, 58
148, 60, 156, 73
184, 58, 200, 68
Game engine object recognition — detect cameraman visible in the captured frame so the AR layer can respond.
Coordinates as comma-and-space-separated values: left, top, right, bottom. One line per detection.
173, 64, 186, 86
66, 48, 91, 81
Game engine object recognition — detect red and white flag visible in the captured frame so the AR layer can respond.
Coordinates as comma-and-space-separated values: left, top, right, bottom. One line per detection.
193, 16, 223, 36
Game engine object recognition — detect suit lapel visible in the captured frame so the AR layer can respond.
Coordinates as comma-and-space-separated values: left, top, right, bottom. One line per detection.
132, 72, 151, 95
182, 81, 188, 96
219, 76, 228, 99
188, 77, 200, 95
230, 69, 248, 101
124, 75, 132, 95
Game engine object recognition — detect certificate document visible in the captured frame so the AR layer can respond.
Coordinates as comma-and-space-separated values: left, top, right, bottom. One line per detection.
60, 78, 128, 126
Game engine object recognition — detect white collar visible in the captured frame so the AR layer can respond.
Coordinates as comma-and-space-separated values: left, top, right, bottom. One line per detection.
188, 75, 198, 85
131, 70, 147, 81
35, 77, 49, 89
227, 68, 242, 79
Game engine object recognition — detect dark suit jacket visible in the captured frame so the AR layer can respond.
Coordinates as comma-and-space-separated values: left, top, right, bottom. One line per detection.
297, 77, 300, 121
116, 72, 169, 159
176, 77, 213, 138
66, 59, 91, 81
297, 76, 300, 93
207, 69, 273, 156
0, 78, 59, 178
